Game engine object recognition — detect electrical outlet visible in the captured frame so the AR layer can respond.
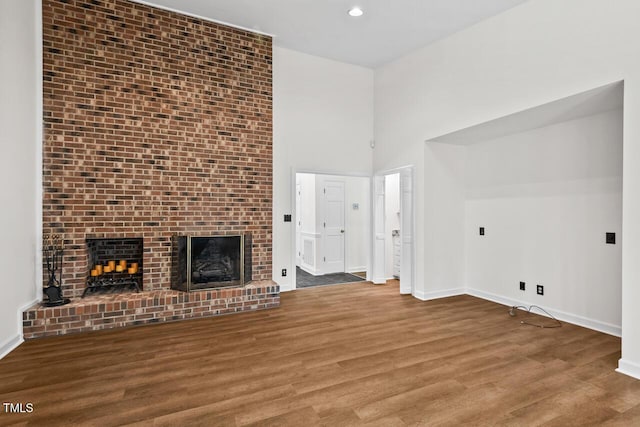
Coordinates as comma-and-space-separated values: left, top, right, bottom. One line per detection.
519, 281, 525, 291
479, 227, 485, 236
536, 284, 544, 295
284, 214, 292, 222
606, 232, 616, 244
281, 268, 287, 277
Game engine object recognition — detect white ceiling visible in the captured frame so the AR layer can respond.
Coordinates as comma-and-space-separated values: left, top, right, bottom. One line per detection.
135, 0, 529, 69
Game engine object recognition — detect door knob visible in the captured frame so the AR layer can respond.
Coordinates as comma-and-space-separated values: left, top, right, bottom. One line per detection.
341, 229, 345, 233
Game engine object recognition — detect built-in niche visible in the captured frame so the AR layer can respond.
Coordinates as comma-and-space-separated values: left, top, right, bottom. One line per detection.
426, 81, 623, 334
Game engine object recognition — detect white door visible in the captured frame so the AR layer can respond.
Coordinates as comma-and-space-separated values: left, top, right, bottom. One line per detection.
400, 168, 414, 294
323, 179, 345, 273
372, 175, 386, 284
295, 183, 302, 266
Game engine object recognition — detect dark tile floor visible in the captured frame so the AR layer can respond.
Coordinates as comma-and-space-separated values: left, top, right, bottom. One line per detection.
296, 266, 365, 288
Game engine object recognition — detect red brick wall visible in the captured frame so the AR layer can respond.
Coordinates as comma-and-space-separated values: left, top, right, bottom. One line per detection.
42, 0, 273, 298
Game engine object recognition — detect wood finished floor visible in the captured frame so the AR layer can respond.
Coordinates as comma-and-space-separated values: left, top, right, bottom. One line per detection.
1, 280, 638, 426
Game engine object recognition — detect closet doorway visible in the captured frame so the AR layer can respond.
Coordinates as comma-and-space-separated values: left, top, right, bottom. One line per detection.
372, 166, 415, 295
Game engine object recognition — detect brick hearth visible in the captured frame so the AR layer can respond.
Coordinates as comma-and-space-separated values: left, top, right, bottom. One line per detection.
23, 281, 279, 339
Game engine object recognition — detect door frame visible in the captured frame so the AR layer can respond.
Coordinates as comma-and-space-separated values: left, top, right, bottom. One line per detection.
372, 165, 416, 296
291, 169, 372, 290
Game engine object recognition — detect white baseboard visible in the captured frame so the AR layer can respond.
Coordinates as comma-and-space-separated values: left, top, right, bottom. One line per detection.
1, 298, 40, 360
414, 288, 465, 301
466, 288, 621, 337
371, 276, 387, 285
0, 334, 23, 360
299, 264, 322, 276
346, 266, 367, 274
617, 359, 640, 380
279, 283, 295, 292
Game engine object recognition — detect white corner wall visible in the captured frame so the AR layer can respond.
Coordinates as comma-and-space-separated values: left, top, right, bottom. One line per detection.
465, 109, 623, 334
273, 47, 374, 290
422, 142, 467, 299
374, 0, 640, 378
0, 0, 41, 358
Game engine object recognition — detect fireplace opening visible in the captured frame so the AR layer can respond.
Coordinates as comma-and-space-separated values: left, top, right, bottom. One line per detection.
172, 234, 252, 292
85, 238, 143, 297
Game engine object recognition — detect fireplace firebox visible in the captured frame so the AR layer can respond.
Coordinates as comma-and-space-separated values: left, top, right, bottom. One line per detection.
171, 234, 252, 292
85, 238, 143, 296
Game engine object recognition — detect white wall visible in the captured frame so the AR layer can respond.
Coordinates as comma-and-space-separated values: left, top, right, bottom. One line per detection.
465, 109, 623, 333
0, 0, 41, 357
423, 143, 467, 298
374, 0, 640, 377
384, 173, 400, 278
273, 47, 374, 290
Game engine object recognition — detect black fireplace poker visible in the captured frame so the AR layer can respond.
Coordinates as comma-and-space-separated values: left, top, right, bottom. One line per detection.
43, 234, 70, 307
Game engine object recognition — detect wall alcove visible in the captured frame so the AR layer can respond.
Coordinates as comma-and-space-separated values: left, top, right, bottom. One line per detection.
425, 81, 624, 336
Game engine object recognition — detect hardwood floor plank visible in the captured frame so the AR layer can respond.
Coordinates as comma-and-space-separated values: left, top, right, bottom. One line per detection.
361, 415, 406, 427
244, 406, 320, 427
601, 403, 640, 426
316, 409, 362, 426
353, 379, 465, 422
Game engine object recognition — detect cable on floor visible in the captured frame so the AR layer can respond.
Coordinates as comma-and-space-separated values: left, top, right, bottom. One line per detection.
508, 305, 562, 328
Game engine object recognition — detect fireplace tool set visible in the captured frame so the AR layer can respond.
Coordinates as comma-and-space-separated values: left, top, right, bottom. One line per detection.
43, 234, 70, 306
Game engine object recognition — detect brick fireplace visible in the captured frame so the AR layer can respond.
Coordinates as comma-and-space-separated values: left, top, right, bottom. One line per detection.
24, 0, 278, 338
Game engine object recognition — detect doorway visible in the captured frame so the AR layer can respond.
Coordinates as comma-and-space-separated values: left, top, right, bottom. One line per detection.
384, 173, 401, 281
372, 166, 415, 295
294, 172, 370, 289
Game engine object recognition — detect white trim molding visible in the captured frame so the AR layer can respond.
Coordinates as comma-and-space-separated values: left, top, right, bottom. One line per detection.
278, 283, 295, 292
466, 288, 621, 337
129, 0, 275, 37
0, 334, 23, 360
1, 298, 38, 360
617, 359, 640, 380
414, 288, 466, 301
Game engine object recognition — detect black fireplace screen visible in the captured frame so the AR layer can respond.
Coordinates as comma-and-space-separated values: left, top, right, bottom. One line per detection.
171, 234, 251, 291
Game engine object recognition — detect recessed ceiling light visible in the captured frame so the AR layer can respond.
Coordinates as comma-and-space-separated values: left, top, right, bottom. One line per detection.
348, 7, 363, 17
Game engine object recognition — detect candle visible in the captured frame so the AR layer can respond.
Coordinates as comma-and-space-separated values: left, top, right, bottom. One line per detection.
90, 269, 98, 277
119, 260, 127, 269
128, 266, 137, 274
104, 266, 112, 273
108, 260, 116, 270
95, 265, 103, 274
115, 265, 124, 272
131, 262, 138, 269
